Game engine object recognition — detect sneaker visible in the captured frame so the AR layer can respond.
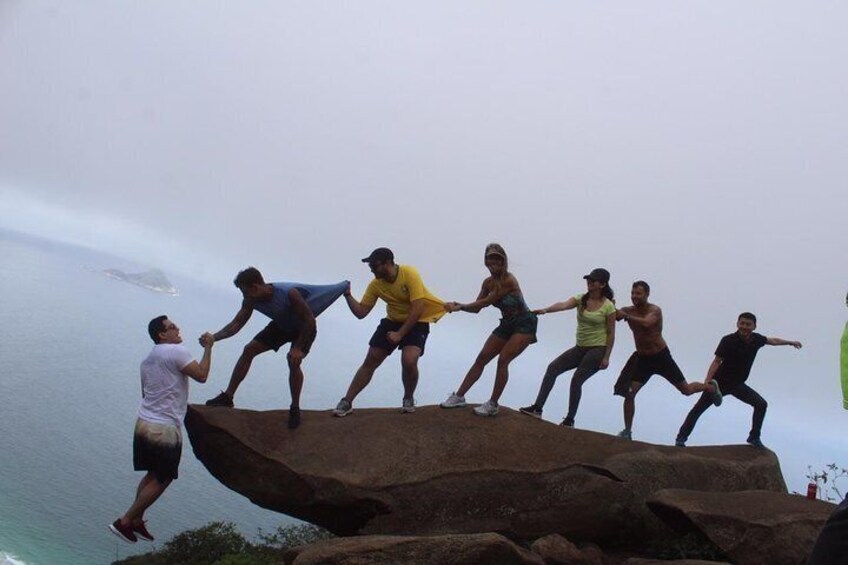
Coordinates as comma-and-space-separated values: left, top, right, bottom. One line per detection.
205, 391, 234, 408
747, 436, 766, 449
560, 417, 575, 427
401, 397, 416, 413
473, 400, 499, 417
675, 437, 686, 447
519, 404, 543, 419
440, 392, 467, 408
617, 429, 632, 440
132, 520, 154, 542
333, 398, 352, 417
287, 406, 301, 429
709, 380, 723, 407
108, 519, 137, 544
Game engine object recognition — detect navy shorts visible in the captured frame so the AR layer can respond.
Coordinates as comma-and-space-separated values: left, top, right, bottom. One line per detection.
254, 322, 314, 354
133, 419, 181, 483
369, 318, 430, 355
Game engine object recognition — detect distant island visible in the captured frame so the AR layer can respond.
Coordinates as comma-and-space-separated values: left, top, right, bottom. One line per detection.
103, 268, 178, 295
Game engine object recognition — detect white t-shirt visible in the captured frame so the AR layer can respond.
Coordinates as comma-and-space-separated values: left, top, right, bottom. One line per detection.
137, 343, 194, 427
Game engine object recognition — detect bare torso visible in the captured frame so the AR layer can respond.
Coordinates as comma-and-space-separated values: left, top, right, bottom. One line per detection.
622, 302, 667, 356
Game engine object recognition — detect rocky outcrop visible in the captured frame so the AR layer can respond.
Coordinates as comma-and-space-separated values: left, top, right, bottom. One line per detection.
647, 489, 836, 565
185, 404, 786, 550
530, 534, 603, 564
283, 533, 544, 565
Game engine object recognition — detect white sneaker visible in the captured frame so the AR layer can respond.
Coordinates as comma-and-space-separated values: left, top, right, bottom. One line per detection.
473, 400, 499, 417
401, 397, 416, 413
440, 392, 467, 408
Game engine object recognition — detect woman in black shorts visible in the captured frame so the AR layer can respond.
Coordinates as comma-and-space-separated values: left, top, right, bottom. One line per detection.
440, 243, 537, 417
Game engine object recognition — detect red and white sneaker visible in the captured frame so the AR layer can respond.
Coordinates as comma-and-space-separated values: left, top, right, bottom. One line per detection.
133, 520, 154, 542
108, 519, 137, 543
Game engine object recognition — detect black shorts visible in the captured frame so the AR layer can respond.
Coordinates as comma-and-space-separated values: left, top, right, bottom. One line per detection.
631, 348, 685, 386
254, 322, 314, 354
492, 312, 538, 342
133, 419, 181, 483
614, 348, 685, 396
369, 318, 430, 355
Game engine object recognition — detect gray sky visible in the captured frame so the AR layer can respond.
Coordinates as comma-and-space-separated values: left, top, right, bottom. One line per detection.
1, 2, 846, 480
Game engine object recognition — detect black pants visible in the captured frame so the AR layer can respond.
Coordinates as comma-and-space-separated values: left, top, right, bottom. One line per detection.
677, 383, 767, 441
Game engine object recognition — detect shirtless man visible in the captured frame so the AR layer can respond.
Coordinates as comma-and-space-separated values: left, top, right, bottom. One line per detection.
613, 280, 721, 440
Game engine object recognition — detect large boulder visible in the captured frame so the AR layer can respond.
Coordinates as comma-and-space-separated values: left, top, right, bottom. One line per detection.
185, 405, 786, 548
646, 489, 835, 565
283, 533, 544, 564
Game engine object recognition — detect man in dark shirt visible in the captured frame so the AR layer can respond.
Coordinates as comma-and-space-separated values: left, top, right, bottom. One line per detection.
675, 312, 802, 448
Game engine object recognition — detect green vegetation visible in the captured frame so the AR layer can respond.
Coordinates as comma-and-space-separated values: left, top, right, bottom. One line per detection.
113, 522, 333, 565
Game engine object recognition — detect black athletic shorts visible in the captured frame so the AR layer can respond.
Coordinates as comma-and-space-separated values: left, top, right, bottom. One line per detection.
631, 347, 685, 386
369, 318, 430, 355
614, 348, 685, 396
133, 419, 181, 483
254, 322, 314, 354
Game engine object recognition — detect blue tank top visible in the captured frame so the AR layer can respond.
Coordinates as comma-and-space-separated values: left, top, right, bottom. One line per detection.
253, 281, 348, 331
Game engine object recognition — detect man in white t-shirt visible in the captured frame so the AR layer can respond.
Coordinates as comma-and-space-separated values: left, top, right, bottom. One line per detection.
108, 315, 214, 544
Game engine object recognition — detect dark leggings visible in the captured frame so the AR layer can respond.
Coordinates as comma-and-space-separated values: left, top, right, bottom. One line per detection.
677, 383, 768, 441
533, 345, 606, 421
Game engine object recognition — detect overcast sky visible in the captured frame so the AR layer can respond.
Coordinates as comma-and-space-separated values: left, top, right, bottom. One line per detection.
1, 2, 846, 473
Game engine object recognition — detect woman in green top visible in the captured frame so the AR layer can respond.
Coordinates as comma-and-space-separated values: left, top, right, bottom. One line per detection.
520, 268, 616, 427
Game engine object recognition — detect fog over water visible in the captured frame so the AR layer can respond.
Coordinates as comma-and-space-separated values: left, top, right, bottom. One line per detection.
1, 1, 846, 562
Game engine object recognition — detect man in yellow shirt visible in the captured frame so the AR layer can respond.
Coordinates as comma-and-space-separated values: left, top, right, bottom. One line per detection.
334, 247, 445, 416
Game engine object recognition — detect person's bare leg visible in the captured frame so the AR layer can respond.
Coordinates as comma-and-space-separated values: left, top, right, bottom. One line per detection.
490, 334, 534, 403
344, 347, 390, 402
456, 334, 505, 397
120, 473, 171, 526
623, 382, 643, 431
225, 340, 271, 399
400, 346, 422, 400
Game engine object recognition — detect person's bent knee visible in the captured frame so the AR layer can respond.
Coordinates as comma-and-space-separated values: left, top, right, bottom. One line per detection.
242, 341, 266, 358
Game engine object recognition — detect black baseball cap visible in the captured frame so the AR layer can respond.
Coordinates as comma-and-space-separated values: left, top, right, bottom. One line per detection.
583, 268, 610, 283
361, 247, 394, 264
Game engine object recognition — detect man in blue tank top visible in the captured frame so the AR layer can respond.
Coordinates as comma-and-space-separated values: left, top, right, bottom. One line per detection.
204, 267, 348, 429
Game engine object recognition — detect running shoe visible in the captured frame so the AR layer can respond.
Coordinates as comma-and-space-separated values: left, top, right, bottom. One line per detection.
519, 404, 543, 418
288, 406, 301, 429
401, 397, 416, 413
205, 391, 234, 407
674, 437, 686, 447
617, 429, 632, 440
440, 392, 467, 408
709, 380, 723, 407
333, 398, 352, 417
473, 400, 499, 417
560, 417, 575, 427
132, 520, 154, 542
108, 519, 137, 544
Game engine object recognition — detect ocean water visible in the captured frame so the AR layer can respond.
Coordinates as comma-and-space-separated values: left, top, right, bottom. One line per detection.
0, 231, 374, 564
1, 229, 844, 563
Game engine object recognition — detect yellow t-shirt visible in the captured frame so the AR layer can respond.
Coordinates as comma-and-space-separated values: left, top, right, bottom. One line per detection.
361, 265, 445, 323
574, 293, 616, 347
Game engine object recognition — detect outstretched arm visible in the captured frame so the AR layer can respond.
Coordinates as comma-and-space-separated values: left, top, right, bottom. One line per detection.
209, 302, 252, 342
533, 296, 579, 315
343, 282, 375, 319
182, 334, 215, 383
623, 307, 661, 328
766, 337, 802, 349
449, 277, 515, 314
